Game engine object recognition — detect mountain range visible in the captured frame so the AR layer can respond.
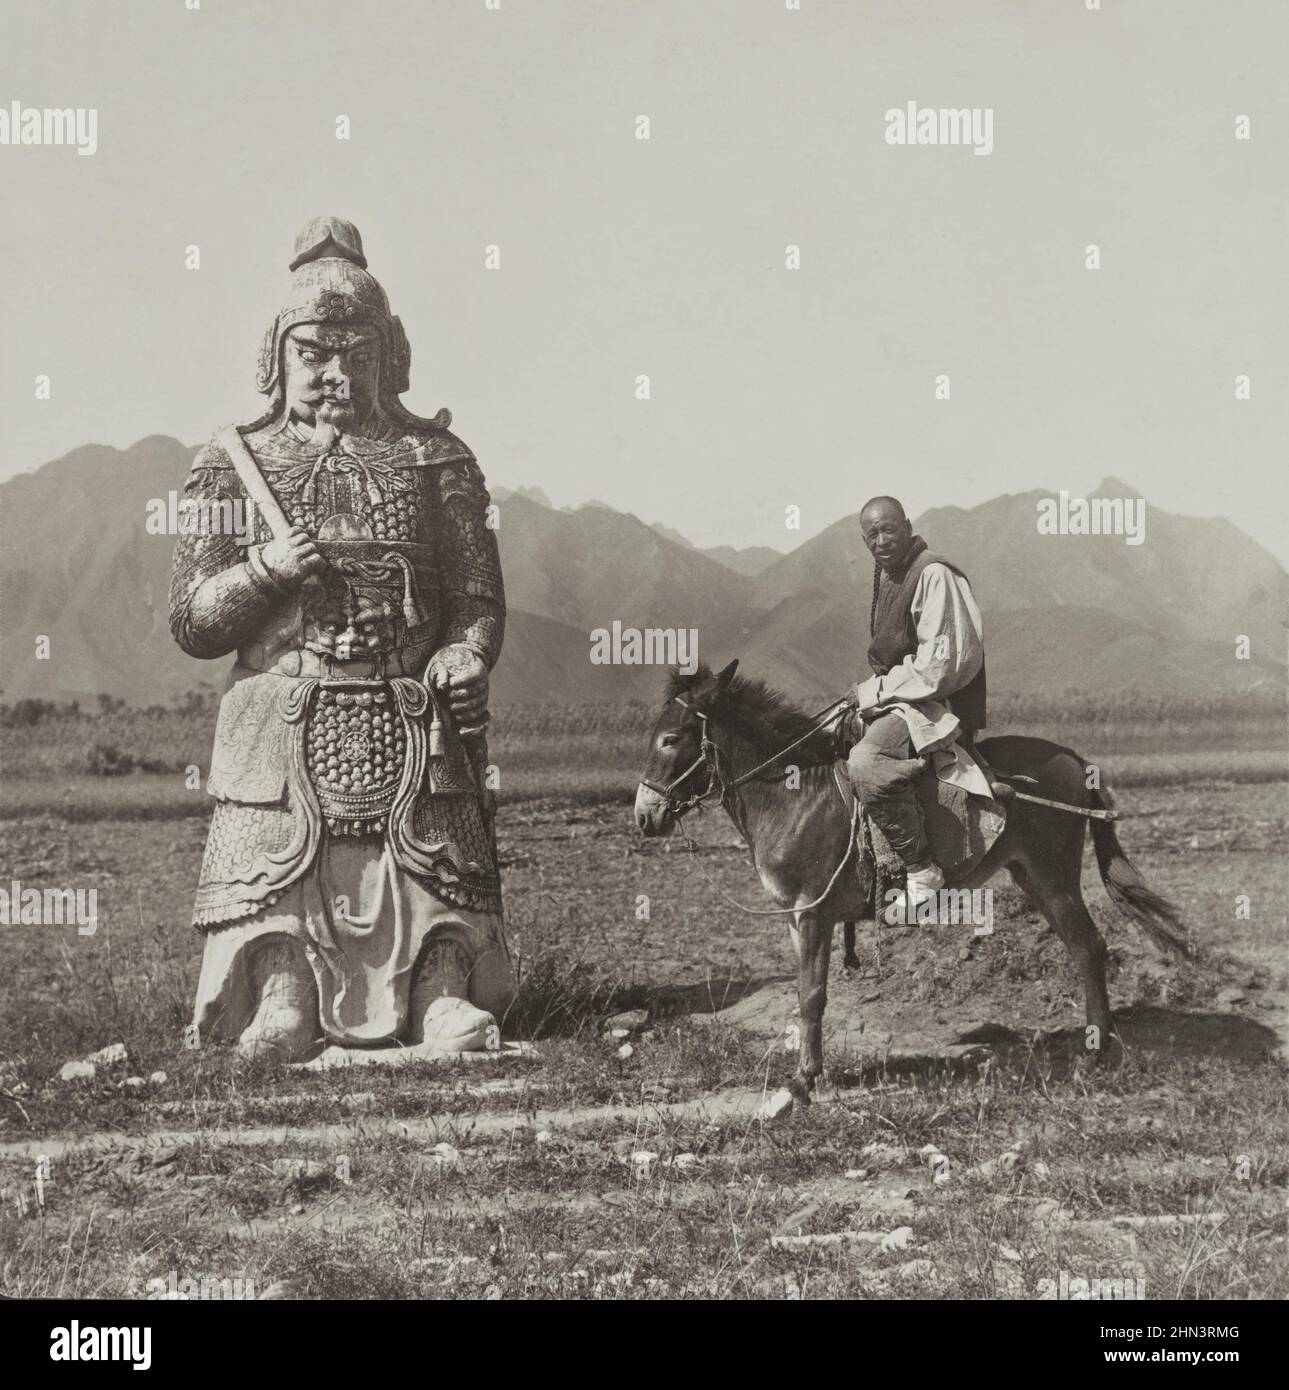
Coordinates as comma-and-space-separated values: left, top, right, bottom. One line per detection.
1, 435, 1284, 708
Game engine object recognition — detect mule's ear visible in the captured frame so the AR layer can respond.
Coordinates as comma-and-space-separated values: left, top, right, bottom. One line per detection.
687, 658, 737, 708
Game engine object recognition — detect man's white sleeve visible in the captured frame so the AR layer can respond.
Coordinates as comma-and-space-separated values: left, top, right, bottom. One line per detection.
856, 564, 983, 709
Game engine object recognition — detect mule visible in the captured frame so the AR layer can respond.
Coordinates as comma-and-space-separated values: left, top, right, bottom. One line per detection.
634, 660, 1187, 1102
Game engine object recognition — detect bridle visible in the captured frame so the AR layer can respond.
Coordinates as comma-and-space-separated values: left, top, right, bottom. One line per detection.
640, 694, 852, 822
640, 692, 861, 917
638, 696, 724, 819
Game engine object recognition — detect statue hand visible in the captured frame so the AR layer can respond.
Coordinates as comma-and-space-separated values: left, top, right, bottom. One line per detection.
426, 645, 489, 727
261, 527, 326, 587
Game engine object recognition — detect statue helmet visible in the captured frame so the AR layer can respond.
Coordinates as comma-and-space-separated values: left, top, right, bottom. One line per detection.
255, 216, 411, 404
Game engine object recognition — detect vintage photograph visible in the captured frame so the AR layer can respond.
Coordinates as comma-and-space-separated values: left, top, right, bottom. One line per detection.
0, 0, 1284, 1334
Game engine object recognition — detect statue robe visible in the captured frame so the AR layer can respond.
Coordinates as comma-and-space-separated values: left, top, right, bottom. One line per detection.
168, 413, 515, 1045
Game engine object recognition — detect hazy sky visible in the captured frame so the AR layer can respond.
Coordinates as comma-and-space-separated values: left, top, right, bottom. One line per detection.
3, 0, 1286, 560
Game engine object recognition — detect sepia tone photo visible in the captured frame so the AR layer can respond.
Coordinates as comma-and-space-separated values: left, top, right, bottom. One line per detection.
0, 0, 1285, 1341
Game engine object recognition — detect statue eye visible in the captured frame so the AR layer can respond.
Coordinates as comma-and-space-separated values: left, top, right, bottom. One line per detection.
299, 349, 323, 364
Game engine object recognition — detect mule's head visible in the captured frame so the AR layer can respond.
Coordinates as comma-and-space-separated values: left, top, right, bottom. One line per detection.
633, 659, 738, 836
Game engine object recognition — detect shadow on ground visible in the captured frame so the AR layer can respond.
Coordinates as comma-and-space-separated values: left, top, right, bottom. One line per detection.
637, 973, 1284, 1082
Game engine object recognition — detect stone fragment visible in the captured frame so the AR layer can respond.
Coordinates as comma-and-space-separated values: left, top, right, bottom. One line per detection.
758, 1088, 795, 1122
604, 1009, 649, 1034
272, 1158, 325, 1180
881, 1226, 914, 1252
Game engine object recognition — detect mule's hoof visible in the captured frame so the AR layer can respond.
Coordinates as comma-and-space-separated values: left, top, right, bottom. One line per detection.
1078, 1034, 1125, 1070
788, 1075, 818, 1106
757, 1087, 797, 1122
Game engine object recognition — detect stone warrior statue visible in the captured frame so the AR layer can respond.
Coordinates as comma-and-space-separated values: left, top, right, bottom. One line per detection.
169, 216, 516, 1060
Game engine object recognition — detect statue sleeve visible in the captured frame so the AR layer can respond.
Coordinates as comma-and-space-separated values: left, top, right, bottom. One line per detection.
168, 446, 291, 659
433, 459, 506, 670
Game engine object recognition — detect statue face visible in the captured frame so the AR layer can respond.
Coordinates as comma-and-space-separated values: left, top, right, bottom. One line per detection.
283, 324, 383, 433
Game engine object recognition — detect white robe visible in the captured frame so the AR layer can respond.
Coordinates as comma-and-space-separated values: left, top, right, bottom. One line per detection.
854, 562, 993, 800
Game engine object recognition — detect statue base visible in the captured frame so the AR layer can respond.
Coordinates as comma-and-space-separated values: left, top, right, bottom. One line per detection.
291, 1038, 539, 1072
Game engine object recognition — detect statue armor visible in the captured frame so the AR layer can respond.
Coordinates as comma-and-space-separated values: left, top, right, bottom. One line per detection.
170, 218, 514, 1054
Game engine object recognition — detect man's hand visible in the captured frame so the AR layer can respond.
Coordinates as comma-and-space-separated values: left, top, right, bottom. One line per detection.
426, 644, 489, 729
852, 677, 881, 716
261, 527, 326, 587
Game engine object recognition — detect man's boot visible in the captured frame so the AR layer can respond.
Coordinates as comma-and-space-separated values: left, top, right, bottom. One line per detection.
237, 938, 321, 1062
408, 936, 498, 1051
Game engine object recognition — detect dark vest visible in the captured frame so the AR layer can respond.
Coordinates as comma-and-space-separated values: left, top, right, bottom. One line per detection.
867, 538, 987, 732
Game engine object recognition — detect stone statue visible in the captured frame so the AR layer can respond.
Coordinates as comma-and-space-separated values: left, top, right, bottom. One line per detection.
169, 216, 516, 1061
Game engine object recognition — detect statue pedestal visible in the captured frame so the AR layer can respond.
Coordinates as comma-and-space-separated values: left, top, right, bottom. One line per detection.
291, 1039, 538, 1072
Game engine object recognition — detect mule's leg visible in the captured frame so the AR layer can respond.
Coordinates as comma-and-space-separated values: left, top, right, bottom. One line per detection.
790, 907, 833, 1100
1011, 863, 1115, 1056
842, 921, 860, 973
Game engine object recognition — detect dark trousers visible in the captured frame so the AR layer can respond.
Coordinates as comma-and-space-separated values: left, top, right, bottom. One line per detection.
846, 711, 931, 867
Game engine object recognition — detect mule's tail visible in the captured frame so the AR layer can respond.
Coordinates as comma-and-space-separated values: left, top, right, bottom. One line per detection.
1089, 785, 1190, 957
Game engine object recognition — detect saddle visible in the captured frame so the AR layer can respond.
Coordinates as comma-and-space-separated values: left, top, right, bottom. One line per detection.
832, 738, 1008, 918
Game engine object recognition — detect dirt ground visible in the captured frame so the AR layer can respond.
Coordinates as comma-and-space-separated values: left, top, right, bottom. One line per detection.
0, 779, 1284, 1299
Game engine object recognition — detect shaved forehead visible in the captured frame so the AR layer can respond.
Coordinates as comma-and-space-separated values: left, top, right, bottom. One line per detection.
860, 496, 906, 522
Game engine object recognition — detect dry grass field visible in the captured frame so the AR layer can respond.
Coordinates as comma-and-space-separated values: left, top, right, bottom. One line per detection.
0, 697, 1285, 1300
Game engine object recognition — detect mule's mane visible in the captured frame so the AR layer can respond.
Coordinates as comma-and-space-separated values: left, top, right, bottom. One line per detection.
665, 664, 837, 763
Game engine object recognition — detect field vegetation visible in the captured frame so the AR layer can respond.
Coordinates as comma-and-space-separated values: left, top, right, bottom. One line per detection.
0, 693, 1284, 1299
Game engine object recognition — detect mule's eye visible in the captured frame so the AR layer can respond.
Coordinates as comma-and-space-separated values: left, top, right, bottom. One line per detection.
659, 732, 680, 749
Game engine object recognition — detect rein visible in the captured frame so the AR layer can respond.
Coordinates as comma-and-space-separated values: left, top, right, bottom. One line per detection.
641, 696, 851, 808
643, 695, 859, 916
642, 689, 1118, 917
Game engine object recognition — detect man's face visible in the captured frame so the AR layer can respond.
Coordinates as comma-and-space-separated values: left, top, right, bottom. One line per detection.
283, 325, 381, 433
861, 503, 913, 571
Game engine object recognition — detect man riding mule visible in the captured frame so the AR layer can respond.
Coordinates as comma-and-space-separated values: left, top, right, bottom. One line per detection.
634, 660, 1187, 1106
847, 495, 993, 923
